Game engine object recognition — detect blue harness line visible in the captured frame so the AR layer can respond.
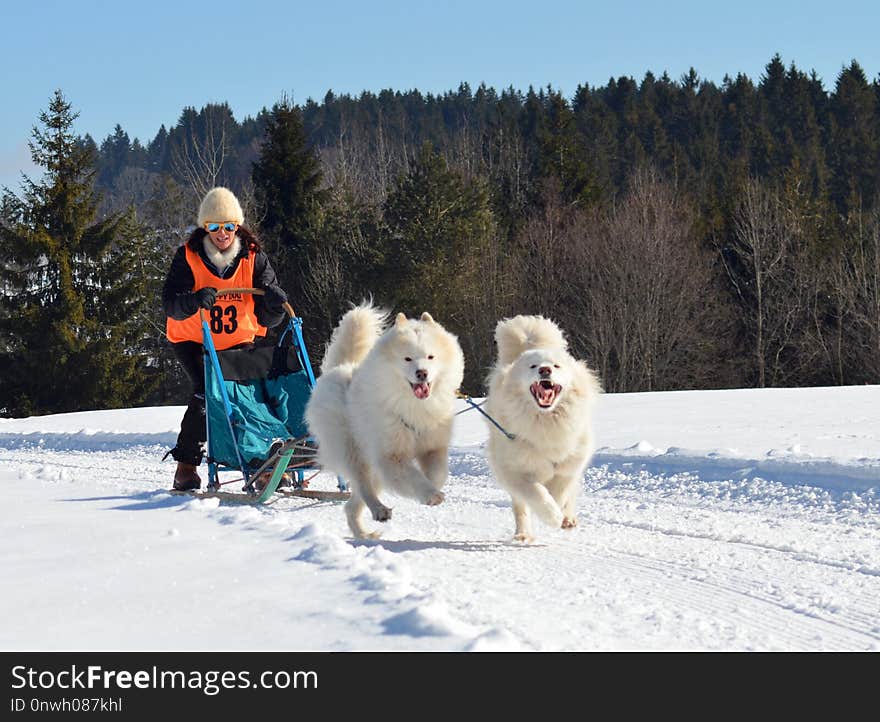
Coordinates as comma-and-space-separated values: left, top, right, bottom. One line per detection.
455, 392, 516, 440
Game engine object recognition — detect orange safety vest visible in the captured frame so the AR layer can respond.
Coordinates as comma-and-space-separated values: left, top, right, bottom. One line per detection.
165, 245, 268, 350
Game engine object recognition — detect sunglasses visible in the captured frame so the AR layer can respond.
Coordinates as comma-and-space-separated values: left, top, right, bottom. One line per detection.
204, 221, 238, 233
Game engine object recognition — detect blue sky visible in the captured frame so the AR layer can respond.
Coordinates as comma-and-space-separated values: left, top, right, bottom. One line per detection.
3, 0, 879, 191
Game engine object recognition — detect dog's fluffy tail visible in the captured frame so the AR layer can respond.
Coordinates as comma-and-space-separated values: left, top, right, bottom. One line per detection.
320, 301, 388, 373
495, 315, 568, 366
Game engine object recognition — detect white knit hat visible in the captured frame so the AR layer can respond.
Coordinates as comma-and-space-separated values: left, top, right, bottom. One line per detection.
197, 187, 244, 226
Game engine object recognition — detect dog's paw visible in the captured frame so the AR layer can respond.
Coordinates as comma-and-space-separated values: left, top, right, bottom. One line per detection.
372, 506, 392, 522
352, 529, 383, 540
425, 491, 445, 506
513, 532, 534, 544
561, 516, 577, 529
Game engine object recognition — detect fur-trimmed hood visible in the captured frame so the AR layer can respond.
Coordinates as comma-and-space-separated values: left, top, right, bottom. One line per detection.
202, 235, 243, 277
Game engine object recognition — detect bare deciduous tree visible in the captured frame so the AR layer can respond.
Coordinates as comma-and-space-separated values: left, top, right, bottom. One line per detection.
170, 108, 230, 199
722, 177, 810, 387
98, 167, 159, 217
570, 167, 715, 391
849, 209, 880, 380
818, 207, 880, 383
509, 168, 714, 393
508, 179, 579, 316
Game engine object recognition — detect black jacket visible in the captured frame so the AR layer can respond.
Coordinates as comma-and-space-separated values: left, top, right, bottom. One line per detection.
162, 236, 288, 331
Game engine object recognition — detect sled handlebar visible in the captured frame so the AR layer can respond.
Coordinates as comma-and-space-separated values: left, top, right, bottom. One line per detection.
215, 287, 297, 318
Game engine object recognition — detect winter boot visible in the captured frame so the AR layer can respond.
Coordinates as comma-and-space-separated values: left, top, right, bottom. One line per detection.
173, 462, 201, 491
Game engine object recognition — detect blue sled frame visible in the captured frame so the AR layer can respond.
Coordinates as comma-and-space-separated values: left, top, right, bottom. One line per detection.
198, 294, 348, 502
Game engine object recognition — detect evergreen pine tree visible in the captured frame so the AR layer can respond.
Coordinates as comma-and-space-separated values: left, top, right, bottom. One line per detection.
0, 90, 154, 416
97, 124, 133, 188
759, 54, 789, 177
381, 142, 499, 389
147, 125, 169, 174
252, 96, 328, 307
573, 82, 617, 203
636, 72, 673, 172
828, 61, 879, 215
536, 89, 598, 207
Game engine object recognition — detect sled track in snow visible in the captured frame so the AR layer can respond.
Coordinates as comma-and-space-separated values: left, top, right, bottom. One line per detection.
8, 445, 879, 651
382, 459, 880, 651
556, 530, 880, 649
389, 508, 880, 651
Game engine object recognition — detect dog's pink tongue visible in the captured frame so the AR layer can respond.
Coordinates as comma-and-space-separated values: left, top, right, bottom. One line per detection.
530, 382, 556, 406
413, 383, 430, 399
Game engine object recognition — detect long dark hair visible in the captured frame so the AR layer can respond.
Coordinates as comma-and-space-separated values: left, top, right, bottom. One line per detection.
186, 225, 262, 253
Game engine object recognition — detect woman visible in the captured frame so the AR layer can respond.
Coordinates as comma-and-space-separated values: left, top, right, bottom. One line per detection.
163, 186, 288, 490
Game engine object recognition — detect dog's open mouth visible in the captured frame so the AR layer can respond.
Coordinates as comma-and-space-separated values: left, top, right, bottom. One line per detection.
530, 380, 561, 408
411, 382, 432, 399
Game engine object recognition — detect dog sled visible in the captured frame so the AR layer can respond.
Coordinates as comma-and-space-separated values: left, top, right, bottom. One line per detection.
171, 288, 349, 504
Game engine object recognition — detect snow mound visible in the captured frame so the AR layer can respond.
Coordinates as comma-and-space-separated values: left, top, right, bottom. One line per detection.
593, 447, 880, 493
381, 602, 478, 639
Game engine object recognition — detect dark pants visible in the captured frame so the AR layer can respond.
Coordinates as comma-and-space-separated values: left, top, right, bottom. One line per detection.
169, 341, 206, 466
168, 339, 256, 466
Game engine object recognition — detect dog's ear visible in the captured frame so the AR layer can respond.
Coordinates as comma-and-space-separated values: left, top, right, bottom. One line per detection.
394, 312, 408, 329
495, 318, 528, 366
420, 311, 435, 324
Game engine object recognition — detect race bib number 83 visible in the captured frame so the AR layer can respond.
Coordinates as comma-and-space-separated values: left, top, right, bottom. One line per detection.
209, 304, 238, 334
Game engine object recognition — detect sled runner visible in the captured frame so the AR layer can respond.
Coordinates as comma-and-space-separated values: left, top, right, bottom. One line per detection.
175, 288, 349, 503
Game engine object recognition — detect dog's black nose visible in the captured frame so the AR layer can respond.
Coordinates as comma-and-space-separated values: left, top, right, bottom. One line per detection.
538, 366, 552, 378
416, 369, 428, 382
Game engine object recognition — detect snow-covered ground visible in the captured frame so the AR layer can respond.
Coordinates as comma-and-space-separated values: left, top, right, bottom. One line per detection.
1, 385, 878, 651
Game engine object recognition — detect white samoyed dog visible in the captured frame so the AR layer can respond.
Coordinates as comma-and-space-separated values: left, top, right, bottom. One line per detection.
484, 315, 601, 543
305, 302, 465, 539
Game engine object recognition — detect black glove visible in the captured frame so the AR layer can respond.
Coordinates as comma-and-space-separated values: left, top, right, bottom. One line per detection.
262, 286, 287, 313
194, 287, 217, 310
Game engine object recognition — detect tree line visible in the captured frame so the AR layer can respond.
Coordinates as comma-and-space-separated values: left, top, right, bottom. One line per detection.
1, 54, 879, 416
